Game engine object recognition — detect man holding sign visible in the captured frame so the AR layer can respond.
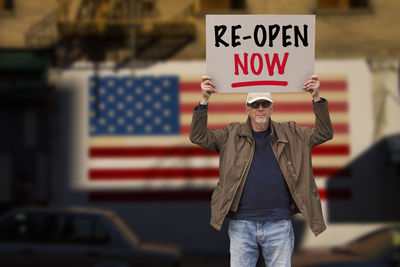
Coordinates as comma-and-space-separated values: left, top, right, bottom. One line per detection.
189, 74, 333, 266
190, 14, 332, 266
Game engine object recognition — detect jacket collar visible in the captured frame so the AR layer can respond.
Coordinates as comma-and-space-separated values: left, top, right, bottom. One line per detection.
270, 120, 288, 144
237, 117, 253, 138
238, 116, 288, 144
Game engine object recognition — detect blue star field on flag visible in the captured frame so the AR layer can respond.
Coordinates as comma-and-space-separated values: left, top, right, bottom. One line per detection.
89, 76, 179, 136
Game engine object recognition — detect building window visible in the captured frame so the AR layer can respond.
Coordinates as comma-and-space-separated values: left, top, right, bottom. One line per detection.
231, 0, 246, 10
0, 0, 14, 11
317, 0, 369, 10
195, 0, 246, 13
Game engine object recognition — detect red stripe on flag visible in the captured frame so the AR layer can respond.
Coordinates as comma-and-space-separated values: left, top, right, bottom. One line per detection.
297, 123, 349, 133
90, 145, 348, 158
89, 167, 349, 179
180, 103, 244, 113
276, 102, 347, 112
89, 190, 213, 202
318, 188, 351, 200
319, 80, 348, 91
180, 123, 349, 134
89, 168, 220, 180
180, 82, 200, 92
311, 145, 350, 155
88, 188, 351, 202
180, 102, 348, 113
180, 80, 347, 92
313, 167, 351, 177
90, 147, 219, 157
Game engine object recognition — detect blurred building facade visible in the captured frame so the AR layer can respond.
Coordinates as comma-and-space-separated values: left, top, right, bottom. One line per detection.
0, 0, 399, 254
2, 0, 400, 59
1, 0, 399, 139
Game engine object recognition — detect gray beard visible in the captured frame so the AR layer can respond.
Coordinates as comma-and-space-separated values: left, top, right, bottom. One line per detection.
255, 118, 267, 124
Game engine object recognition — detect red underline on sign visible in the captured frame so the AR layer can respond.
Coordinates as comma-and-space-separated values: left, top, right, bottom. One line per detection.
231, 80, 288, 88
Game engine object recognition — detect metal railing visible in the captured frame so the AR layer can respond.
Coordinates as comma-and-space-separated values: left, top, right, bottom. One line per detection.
24, 0, 196, 62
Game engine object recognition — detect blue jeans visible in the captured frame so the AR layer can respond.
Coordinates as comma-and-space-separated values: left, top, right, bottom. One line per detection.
228, 219, 294, 267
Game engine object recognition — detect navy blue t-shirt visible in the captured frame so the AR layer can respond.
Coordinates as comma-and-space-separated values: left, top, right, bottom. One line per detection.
230, 127, 291, 221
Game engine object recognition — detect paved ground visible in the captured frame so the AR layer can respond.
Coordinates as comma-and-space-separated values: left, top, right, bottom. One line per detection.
181, 252, 266, 267
181, 253, 230, 267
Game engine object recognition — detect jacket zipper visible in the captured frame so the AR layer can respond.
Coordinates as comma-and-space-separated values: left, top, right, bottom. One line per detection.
271, 138, 304, 215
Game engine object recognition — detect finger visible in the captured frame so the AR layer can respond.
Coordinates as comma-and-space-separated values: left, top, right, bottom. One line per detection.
201, 76, 215, 85
309, 75, 318, 80
202, 82, 216, 90
202, 85, 215, 92
201, 75, 211, 82
202, 79, 215, 86
201, 82, 215, 89
303, 80, 312, 87
303, 83, 316, 91
201, 80, 215, 89
303, 81, 319, 89
304, 79, 317, 85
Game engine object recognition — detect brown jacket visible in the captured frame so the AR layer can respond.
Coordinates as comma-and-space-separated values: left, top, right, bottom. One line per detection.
189, 101, 333, 236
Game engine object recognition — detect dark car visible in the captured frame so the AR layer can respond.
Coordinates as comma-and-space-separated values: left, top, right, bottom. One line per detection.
0, 206, 181, 267
292, 226, 400, 267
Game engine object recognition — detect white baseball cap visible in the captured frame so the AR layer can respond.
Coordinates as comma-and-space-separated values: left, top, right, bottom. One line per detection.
246, 92, 273, 104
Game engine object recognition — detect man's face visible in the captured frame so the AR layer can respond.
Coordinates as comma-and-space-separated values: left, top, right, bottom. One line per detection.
246, 100, 273, 125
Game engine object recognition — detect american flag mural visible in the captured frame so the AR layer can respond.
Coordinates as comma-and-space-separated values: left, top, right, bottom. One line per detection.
86, 74, 350, 202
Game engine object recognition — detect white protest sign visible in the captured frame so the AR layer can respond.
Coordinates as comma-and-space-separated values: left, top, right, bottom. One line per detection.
206, 15, 315, 93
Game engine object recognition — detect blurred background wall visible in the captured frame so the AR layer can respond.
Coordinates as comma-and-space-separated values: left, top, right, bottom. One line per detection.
0, 0, 399, 259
